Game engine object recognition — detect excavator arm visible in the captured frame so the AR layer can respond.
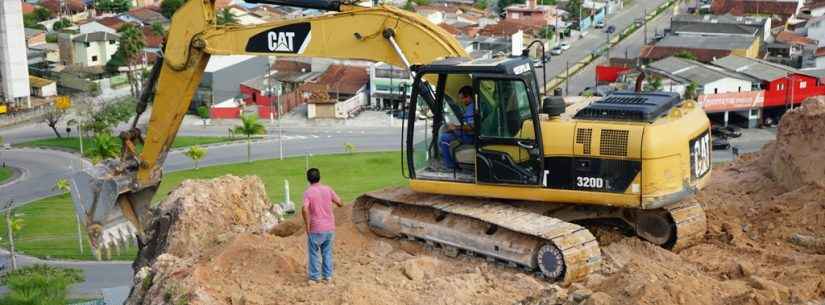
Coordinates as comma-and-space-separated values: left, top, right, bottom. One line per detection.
70, 0, 468, 255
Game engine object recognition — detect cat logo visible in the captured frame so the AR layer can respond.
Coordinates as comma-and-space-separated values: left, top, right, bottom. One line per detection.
268, 31, 296, 52
246, 23, 311, 54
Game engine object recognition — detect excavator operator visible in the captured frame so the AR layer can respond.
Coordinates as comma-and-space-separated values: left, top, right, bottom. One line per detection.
440, 85, 475, 170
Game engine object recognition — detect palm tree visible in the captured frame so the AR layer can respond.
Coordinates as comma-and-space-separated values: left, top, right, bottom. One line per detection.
87, 133, 119, 164
217, 8, 238, 25
645, 76, 663, 92
233, 115, 266, 163
117, 24, 146, 97
684, 82, 699, 100
184, 145, 207, 169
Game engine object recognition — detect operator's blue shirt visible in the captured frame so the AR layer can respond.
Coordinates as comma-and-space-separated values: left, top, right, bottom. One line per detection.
462, 102, 475, 132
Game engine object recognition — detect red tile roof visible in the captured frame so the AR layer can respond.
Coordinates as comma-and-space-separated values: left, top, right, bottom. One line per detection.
316, 64, 369, 95
478, 18, 543, 37
127, 7, 168, 24
21, 2, 35, 14
142, 26, 164, 48
711, 0, 799, 19
416, 4, 463, 14
775, 30, 819, 46
40, 0, 86, 15
215, 0, 234, 10
97, 16, 127, 31
817, 47, 825, 57
439, 23, 461, 35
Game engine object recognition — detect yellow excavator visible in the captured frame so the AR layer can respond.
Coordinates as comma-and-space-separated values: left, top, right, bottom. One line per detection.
69, 0, 711, 283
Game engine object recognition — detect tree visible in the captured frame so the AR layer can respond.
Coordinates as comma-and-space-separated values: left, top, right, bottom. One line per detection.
87, 133, 119, 163
645, 76, 663, 92
496, 0, 525, 14
684, 82, 699, 100
160, 0, 185, 18
41, 104, 67, 139
184, 145, 207, 169
674, 50, 698, 61
344, 143, 356, 154
474, 0, 488, 9
233, 115, 266, 163
52, 18, 73, 31
97, 0, 132, 13
196, 105, 210, 127
0, 264, 84, 305
217, 8, 238, 25
151, 22, 165, 37
567, 0, 583, 24
116, 24, 146, 98
79, 97, 135, 134
32, 7, 52, 22
403, 0, 415, 11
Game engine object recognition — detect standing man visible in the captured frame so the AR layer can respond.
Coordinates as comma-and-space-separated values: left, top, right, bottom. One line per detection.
302, 168, 343, 284
439, 85, 476, 170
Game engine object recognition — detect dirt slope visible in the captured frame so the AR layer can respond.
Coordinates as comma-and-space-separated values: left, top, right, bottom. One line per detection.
127, 97, 825, 305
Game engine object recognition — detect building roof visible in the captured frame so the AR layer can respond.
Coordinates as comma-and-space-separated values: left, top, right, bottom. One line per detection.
316, 64, 369, 95
817, 46, 825, 57
205, 55, 258, 72
671, 13, 769, 26
30, 42, 60, 51
775, 30, 819, 45
672, 22, 759, 36
97, 16, 128, 31
142, 26, 164, 48
648, 56, 751, 85
415, 4, 463, 14
801, 68, 825, 80
25, 28, 45, 38
439, 23, 461, 35
40, 0, 86, 15
711, 55, 803, 81
803, 0, 825, 11
653, 35, 756, 50
639, 45, 733, 62
478, 18, 543, 37
215, 0, 235, 10
711, 0, 799, 19
29, 76, 55, 88
72, 31, 120, 43
127, 7, 169, 24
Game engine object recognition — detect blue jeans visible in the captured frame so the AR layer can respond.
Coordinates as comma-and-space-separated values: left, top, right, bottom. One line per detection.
439, 132, 474, 168
307, 231, 334, 280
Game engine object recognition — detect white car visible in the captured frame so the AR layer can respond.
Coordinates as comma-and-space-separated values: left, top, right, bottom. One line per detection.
595, 21, 605, 28
550, 46, 563, 55
559, 43, 570, 50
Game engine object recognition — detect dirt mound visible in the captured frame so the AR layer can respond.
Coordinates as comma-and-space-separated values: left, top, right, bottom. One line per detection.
763, 96, 825, 190
126, 98, 825, 305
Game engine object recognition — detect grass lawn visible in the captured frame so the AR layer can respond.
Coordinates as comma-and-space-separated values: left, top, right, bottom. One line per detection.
0, 167, 12, 184
0, 151, 405, 260
16, 136, 238, 158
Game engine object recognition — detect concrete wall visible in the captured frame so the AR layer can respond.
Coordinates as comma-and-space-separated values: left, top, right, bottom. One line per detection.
0, 0, 31, 106
204, 56, 269, 106
703, 78, 753, 95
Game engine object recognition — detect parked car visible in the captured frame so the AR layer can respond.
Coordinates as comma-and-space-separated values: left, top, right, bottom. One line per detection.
653, 32, 665, 41
559, 43, 570, 50
551, 46, 563, 55
712, 137, 731, 150
634, 18, 645, 26
594, 21, 605, 28
712, 125, 743, 139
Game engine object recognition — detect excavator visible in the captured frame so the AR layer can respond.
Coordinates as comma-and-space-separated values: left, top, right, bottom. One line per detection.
69, 0, 711, 284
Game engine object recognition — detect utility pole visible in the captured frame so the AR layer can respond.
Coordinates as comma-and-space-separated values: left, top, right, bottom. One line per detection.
4, 201, 17, 271
565, 60, 570, 95
78, 118, 84, 168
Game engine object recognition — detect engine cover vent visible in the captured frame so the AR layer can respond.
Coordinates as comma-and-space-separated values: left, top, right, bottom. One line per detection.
600, 129, 629, 157
576, 128, 593, 155
574, 91, 681, 122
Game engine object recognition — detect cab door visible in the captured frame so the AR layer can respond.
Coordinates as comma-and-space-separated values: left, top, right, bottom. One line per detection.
474, 77, 544, 186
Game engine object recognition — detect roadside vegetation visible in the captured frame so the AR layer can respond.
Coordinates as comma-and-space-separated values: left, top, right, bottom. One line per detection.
16, 136, 236, 158
0, 167, 12, 184
0, 152, 405, 260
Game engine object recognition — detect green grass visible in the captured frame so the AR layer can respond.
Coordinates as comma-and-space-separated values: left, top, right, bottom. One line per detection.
16, 136, 239, 157
0, 167, 12, 184
0, 151, 405, 260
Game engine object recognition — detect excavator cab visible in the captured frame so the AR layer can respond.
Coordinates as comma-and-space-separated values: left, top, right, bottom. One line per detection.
405, 57, 545, 187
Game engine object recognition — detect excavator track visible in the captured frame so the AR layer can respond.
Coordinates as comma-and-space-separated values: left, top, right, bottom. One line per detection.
665, 198, 707, 251
353, 187, 602, 284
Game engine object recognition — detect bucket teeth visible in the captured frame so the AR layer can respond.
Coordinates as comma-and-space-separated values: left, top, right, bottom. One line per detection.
94, 222, 138, 260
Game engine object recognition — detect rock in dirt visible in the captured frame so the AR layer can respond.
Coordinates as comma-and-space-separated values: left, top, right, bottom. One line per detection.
583, 292, 612, 305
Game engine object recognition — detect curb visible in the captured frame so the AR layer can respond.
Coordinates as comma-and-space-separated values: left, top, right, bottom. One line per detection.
0, 166, 23, 187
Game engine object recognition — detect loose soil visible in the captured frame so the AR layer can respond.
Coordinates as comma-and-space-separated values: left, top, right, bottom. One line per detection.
126, 97, 825, 305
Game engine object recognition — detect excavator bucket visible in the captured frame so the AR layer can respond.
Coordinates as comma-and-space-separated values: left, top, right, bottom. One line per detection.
69, 160, 141, 258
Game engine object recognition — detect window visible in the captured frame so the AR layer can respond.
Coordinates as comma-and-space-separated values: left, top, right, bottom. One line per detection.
800, 81, 807, 89
714, 88, 718, 94
477, 79, 532, 139
109, 40, 116, 45
778, 83, 784, 90
84, 42, 90, 47
91, 55, 98, 62
738, 86, 742, 92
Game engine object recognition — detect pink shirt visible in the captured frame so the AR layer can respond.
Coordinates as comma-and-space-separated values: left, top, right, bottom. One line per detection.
303, 183, 340, 233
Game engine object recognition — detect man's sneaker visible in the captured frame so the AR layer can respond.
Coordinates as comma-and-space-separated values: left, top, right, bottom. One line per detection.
307, 279, 320, 286
323, 278, 334, 286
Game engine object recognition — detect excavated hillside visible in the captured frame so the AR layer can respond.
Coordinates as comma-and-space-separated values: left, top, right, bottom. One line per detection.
126, 97, 825, 305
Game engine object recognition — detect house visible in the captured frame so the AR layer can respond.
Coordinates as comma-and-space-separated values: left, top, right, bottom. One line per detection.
224, 5, 265, 25
711, 0, 803, 22
142, 26, 164, 50
369, 63, 412, 110
21, 2, 35, 14
766, 30, 819, 67
801, 0, 825, 16
646, 56, 755, 96
580, 0, 607, 31
197, 55, 269, 109
40, 0, 89, 22
805, 15, 825, 47
123, 7, 169, 26
29, 76, 57, 97
639, 35, 760, 62
670, 14, 770, 43
249, 5, 286, 20
504, 0, 563, 27
77, 20, 119, 34
307, 64, 370, 119
478, 18, 544, 39
25, 28, 46, 47
30, 43, 60, 63
711, 55, 825, 108
132, 0, 162, 7
816, 46, 825, 68
97, 16, 128, 31
72, 31, 120, 67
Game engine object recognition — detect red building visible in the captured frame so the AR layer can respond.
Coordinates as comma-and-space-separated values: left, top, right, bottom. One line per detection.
711, 56, 825, 109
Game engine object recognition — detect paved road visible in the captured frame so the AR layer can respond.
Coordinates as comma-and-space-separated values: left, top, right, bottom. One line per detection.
0, 149, 90, 207
539, 0, 670, 92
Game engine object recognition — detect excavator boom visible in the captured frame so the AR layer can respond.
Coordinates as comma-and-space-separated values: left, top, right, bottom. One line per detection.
70, 0, 468, 254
